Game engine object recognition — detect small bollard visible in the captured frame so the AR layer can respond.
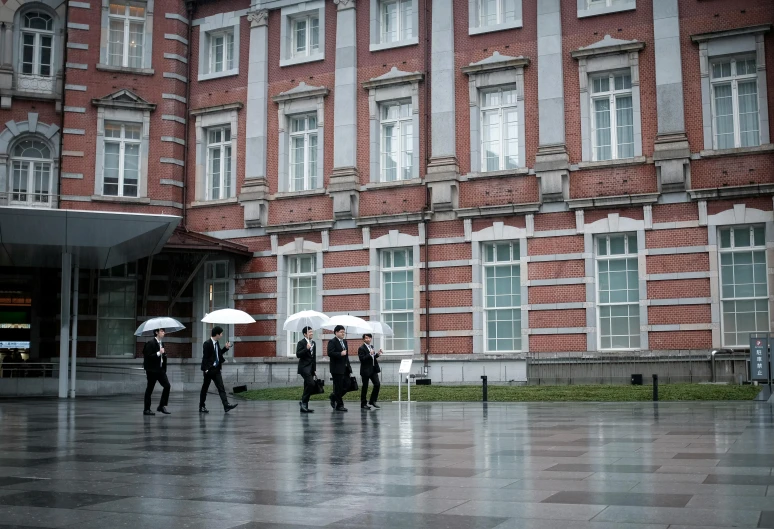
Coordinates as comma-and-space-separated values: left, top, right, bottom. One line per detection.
652, 374, 659, 402
481, 375, 488, 402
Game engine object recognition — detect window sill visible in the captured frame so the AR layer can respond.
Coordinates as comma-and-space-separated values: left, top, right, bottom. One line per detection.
362, 177, 423, 191
468, 20, 523, 36
198, 69, 239, 82
462, 168, 529, 181
698, 144, 774, 159
91, 195, 151, 204
577, 1, 636, 18
189, 197, 239, 208
273, 189, 327, 200
573, 156, 647, 170
369, 37, 419, 52
279, 53, 325, 68
96, 64, 155, 76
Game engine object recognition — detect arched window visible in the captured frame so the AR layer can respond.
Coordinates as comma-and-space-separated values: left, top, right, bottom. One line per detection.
11, 139, 52, 205
20, 11, 53, 77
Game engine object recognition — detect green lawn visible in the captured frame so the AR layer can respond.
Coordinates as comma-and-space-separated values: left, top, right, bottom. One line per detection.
239, 383, 762, 402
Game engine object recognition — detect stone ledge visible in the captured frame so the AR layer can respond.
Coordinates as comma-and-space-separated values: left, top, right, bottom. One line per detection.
688, 183, 774, 201
264, 220, 334, 234
698, 143, 774, 159
567, 192, 659, 209
356, 212, 429, 226
455, 203, 540, 219
90, 195, 151, 204
572, 156, 648, 171
189, 197, 239, 208
273, 189, 327, 200
361, 178, 423, 191
461, 168, 530, 181
96, 64, 155, 76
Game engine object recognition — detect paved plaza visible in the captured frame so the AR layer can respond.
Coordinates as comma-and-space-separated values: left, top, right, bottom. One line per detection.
2, 396, 774, 528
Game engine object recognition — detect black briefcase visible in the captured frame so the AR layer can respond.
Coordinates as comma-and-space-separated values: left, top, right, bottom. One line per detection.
312, 378, 325, 395
347, 376, 359, 392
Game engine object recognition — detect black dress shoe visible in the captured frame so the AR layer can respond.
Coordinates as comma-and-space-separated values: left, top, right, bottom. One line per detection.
369, 403, 380, 409
361, 404, 371, 410
157, 406, 171, 415
224, 404, 238, 413
335, 406, 348, 412
199, 406, 209, 413
143, 410, 155, 416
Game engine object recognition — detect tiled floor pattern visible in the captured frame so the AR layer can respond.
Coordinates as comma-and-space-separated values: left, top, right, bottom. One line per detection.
2, 395, 774, 527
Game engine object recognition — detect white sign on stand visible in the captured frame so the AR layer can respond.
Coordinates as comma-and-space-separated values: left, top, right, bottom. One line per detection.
398, 359, 413, 403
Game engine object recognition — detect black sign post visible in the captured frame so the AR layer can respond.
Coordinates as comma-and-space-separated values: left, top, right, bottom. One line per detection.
750, 334, 772, 393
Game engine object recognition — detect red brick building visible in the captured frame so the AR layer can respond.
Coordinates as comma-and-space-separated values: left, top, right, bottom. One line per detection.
1, 0, 772, 387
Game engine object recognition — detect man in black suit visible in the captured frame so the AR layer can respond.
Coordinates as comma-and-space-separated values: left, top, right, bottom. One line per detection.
296, 326, 317, 414
358, 333, 382, 410
199, 326, 238, 413
327, 325, 351, 412
143, 328, 170, 415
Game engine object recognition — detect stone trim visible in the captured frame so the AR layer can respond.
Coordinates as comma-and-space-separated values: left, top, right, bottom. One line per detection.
99, 0, 155, 69
197, 10, 242, 81
279, 0, 325, 68
577, 0, 636, 19
369, 0, 419, 51
193, 107, 240, 202
468, 0, 522, 35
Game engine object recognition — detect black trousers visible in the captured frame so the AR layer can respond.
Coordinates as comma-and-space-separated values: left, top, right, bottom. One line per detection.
200, 370, 230, 409
300, 374, 315, 404
331, 374, 347, 407
144, 371, 170, 411
361, 372, 381, 405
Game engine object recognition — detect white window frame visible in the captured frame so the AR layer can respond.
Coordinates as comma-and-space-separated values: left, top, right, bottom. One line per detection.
9, 138, 53, 207
596, 233, 640, 351
203, 260, 231, 340
291, 13, 319, 59
280, 1, 325, 67
480, 86, 520, 172
20, 11, 53, 77
482, 241, 522, 353
590, 71, 635, 162
468, 0, 522, 36
191, 105, 240, 204
102, 121, 142, 198
287, 254, 317, 357
381, 248, 414, 354
709, 56, 761, 150
197, 12, 240, 81
96, 263, 137, 358
205, 125, 232, 201
370, 0, 418, 51
107, 1, 146, 68
577, 0, 636, 18
379, 100, 413, 182
718, 225, 770, 348
288, 114, 318, 192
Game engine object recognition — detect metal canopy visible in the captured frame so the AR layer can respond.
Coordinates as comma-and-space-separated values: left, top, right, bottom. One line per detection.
0, 207, 181, 269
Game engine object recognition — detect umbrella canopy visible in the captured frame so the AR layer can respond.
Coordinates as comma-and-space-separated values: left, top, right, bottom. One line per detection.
368, 321, 394, 336
202, 308, 256, 324
283, 310, 330, 332
322, 314, 372, 334
134, 317, 185, 337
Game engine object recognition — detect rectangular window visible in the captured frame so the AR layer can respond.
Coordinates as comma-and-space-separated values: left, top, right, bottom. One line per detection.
382, 249, 414, 352
210, 32, 234, 73
206, 126, 232, 201
289, 114, 318, 192
711, 57, 760, 149
481, 87, 519, 171
483, 242, 521, 352
479, 0, 516, 27
291, 14, 320, 58
108, 1, 145, 68
719, 226, 769, 347
103, 121, 141, 197
204, 261, 229, 339
596, 233, 640, 350
380, 101, 413, 182
591, 72, 634, 161
380, 0, 412, 44
97, 263, 137, 357
288, 255, 316, 354
21, 11, 53, 77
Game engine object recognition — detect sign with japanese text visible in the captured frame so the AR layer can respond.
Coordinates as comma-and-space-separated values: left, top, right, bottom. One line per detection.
750, 336, 769, 381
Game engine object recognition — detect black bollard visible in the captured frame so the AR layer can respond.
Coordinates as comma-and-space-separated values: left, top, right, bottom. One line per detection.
481, 375, 488, 402
652, 374, 659, 401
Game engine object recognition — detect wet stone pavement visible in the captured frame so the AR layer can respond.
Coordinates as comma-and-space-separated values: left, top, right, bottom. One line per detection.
2, 395, 774, 528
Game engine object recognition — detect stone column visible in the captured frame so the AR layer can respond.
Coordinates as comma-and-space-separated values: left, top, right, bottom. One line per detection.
329, 0, 360, 219
535, 0, 569, 203
425, 0, 458, 213
240, 9, 270, 227
652, 0, 690, 193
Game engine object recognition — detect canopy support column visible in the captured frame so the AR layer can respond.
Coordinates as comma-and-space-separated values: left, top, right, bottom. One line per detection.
69, 265, 79, 399
58, 252, 71, 399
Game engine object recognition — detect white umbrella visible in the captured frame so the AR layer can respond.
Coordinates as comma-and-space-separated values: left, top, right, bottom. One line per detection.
322, 314, 372, 334
283, 310, 330, 332
134, 317, 185, 337
202, 308, 256, 324
369, 321, 394, 336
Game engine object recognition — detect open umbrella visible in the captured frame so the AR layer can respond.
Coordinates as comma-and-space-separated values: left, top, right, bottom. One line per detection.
368, 321, 394, 336
322, 314, 372, 334
283, 310, 330, 332
134, 317, 185, 337
202, 309, 256, 324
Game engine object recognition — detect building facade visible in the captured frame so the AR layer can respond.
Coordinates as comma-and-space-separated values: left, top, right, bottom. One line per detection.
0, 0, 772, 384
